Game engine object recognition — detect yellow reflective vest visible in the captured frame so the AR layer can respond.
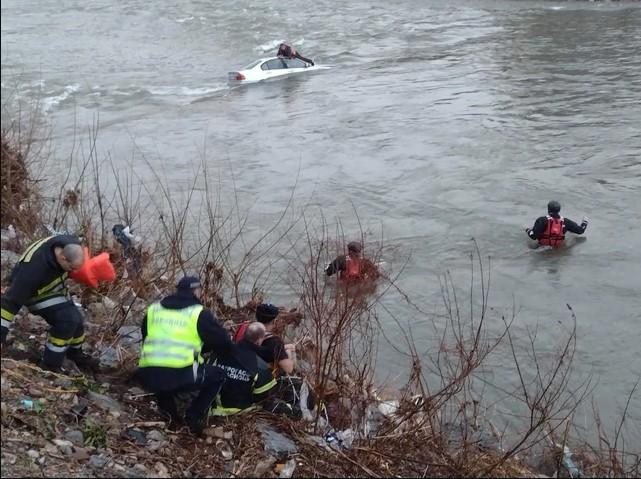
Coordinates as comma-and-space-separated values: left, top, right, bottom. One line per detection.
139, 303, 204, 369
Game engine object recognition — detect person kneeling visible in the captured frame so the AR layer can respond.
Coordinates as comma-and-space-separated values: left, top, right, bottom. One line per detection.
137, 276, 230, 434
210, 322, 277, 416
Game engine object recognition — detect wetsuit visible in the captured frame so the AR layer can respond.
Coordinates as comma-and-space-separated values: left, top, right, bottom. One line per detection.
1, 235, 88, 368
277, 43, 314, 65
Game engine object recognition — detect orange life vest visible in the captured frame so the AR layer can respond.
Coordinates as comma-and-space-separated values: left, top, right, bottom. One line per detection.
340, 256, 362, 281
539, 216, 565, 248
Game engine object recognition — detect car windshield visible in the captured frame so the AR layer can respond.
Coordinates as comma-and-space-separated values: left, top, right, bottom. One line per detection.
242, 60, 262, 69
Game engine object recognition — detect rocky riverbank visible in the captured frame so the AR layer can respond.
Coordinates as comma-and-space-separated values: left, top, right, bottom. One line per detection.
1, 125, 636, 478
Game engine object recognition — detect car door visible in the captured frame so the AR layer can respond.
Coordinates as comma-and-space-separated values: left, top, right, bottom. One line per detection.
260, 59, 288, 79
283, 58, 308, 71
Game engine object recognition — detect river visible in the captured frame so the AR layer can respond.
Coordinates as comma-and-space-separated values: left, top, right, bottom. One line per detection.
2, 0, 640, 434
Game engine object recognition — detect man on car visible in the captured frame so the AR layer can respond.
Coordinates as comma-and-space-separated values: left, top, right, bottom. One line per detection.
277, 43, 314, 65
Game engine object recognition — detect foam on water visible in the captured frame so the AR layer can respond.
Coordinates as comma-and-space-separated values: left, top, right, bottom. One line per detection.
147, 85, 227, 97
42, 84, 80, 112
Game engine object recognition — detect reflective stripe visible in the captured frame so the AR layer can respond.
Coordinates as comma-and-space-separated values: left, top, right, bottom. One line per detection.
68, 335, 85, 345
210, 403, 257, 416
144, 338, 200, 349
20, 236, 53, 262
48, 335, 70, 346
140, 351, 193, 362
36, 275, 67, 296
253, 377, 277, 395
1, 308, 14, 321
45, 342, 68, 353
1, 318, 11, 328
28, 296, 70, 311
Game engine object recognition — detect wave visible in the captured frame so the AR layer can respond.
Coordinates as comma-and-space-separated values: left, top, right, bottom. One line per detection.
42, 84, 80, 111
255, 39, 285, 53
147, 85, 227, 97
175, 16, 194, 23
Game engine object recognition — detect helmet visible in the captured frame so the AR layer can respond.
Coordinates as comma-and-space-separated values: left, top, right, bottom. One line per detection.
547, 200, 561, 215
347, 241, 362, 254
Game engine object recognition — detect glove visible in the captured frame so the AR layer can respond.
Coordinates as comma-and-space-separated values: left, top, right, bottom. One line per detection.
581, 216, 589, 225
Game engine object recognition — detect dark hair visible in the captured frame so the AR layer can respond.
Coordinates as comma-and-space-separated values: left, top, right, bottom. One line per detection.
347, 241, 362, 253
256, 303, 279, 324
547, 200, 561, 216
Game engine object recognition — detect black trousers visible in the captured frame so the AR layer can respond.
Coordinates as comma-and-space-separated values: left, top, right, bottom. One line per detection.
139, 364, 226, 422
37, 301, 85, 367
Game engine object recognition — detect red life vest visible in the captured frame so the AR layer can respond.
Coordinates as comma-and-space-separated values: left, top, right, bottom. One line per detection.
233, 321, 249, 343
340, 256, 362, 281
539, 216, 565, 248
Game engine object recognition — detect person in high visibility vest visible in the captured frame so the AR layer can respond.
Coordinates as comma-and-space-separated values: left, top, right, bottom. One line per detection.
526, 201, 589, 248
1, 235, 99, 372
137, 276, 230, 434
325, 241, 380, 282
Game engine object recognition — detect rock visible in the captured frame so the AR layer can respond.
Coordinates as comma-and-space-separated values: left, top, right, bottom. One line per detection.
0, 250, 20, 278
253, 456, 277, 476
204, 426, 225, 439
155, 462, 170, 477
98, 347, 120, 369
44, 442, 59, 455
87, 391, 122, 412
278, 458, 297, 478
1, 402, 8, 420
147, 429, 165, 452
37, 456, 47, 465
132, 463, 147, 474
28, 386, 44, 397
69, 447, 90, 461
223, 431, 233, 440
65, 429, 84, 446
117, 325, 142, 347
86, 302, 108, 318
257, 422, 298, 458
89, 454, 109, 469
102, 297, 117, 310
52, 439, 74, 455
2, 452, 17, 465
0, 226, 17, 249
26, 449, 40, 460
126, 428, 147, 445
54, 377, 74, 389
127, 387, 146, 396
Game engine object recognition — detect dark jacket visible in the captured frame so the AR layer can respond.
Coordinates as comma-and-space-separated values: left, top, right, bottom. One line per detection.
277, 43, 314, 65
138, 292, 233, 393
1, 235, 80, 319
211, 340, 276, 412
259, 333, 288, 364
527, 215, 587, 241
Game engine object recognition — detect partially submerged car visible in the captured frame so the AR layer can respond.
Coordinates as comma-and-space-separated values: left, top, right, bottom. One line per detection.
228, 57, 326, 84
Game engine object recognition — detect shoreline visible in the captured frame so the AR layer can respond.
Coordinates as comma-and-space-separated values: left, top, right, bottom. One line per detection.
1, 119, 638, 478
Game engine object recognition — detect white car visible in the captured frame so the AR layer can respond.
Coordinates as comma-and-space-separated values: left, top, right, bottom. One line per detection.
228, 57, 326, 84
